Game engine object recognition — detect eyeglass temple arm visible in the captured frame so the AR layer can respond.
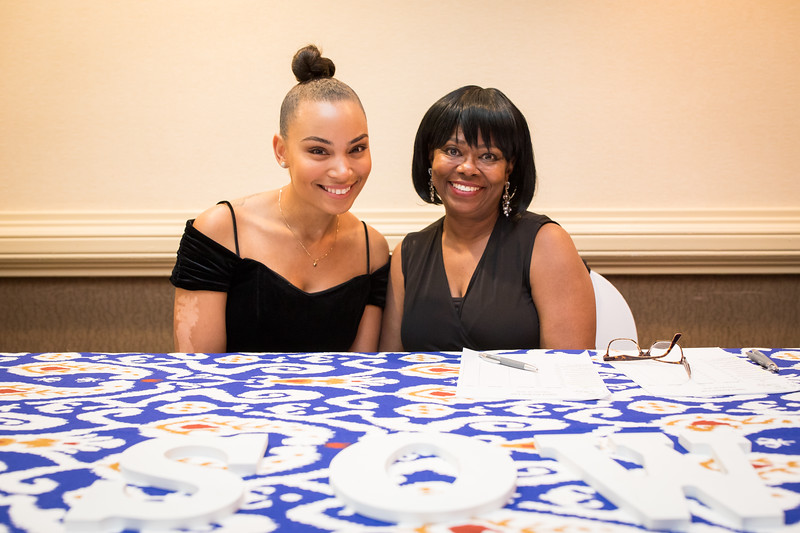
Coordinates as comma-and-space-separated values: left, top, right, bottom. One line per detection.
667, 333, 682, 351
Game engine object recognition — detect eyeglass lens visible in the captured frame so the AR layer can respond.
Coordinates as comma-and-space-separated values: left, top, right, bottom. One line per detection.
649, 341, 674, 358
607, 339, 640, 355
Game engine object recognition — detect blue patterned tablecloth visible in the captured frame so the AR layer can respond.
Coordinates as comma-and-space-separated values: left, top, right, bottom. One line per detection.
1, 349, 799, 532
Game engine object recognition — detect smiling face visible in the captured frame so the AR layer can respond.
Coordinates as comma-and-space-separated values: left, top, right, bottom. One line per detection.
430, 129, 513, 220
275, 99, 371, 214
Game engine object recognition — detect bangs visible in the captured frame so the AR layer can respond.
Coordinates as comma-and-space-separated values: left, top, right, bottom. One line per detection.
431, 90, 521, 162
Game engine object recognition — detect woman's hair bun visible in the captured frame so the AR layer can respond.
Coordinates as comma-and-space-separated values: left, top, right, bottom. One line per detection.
291, 45, 335, 83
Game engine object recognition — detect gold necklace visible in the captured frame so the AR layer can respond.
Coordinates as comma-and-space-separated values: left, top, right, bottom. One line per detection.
278, 188, 339, 267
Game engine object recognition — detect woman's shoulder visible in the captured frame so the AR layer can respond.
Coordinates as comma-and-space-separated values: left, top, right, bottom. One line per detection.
192, 192, 272, 252
512, 210, 569, 244
529, 215, 581, 264
403, 217, 444, 244
516, 210, 555, 227
191, 202, 239, 253
396, 217, 444, 267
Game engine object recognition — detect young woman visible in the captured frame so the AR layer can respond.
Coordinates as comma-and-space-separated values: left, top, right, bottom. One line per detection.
381, 85, 595, 352
171, 45, 389, 353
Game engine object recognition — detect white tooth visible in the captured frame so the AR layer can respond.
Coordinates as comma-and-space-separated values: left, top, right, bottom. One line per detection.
452, 183, 479, 192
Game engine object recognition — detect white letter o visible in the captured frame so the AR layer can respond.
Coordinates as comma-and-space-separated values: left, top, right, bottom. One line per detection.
329, 432, 517, 524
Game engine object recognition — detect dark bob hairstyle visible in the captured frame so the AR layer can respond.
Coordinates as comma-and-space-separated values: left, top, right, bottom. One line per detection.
411, 85, 536, 218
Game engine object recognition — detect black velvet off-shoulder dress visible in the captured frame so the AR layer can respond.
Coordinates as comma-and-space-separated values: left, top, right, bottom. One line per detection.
170, 202, 389, 353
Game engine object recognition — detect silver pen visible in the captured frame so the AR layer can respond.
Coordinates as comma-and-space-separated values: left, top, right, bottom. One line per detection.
479, 352, 538, 373
745, 349, 779, 373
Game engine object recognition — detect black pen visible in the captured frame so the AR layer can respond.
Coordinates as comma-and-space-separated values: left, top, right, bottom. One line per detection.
745, 349, 779, 373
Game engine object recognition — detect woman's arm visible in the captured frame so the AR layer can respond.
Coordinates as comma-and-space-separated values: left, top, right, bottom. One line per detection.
379, 242, 406, 352
173, 288, 228, 353
349, 304, 383, 352
530, 224, 596, 349
172, 204, 237, 353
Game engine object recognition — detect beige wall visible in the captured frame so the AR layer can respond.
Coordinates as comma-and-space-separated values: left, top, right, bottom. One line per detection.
1, 1, 799, 275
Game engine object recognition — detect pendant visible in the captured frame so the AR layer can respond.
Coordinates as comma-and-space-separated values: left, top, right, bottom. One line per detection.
312, 260, 318, 267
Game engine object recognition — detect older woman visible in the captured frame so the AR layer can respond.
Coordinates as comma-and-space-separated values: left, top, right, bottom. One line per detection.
381, 85, 594, 352
171, 45, 389, 353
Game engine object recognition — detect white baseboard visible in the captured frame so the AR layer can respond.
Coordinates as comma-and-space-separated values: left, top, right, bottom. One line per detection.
1, 208, 798, 276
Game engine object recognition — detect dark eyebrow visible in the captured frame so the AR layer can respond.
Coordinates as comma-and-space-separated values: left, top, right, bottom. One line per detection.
301, 136, 332, 145
447, 136, 490, 150
300, 134, 368, 146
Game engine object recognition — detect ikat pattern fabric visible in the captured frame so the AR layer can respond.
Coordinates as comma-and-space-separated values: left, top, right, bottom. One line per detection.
1, 350, 799, 532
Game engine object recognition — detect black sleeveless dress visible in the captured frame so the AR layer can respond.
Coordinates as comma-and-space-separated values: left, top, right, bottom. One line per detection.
170, 202, 389, 353
400, 212, 555, 352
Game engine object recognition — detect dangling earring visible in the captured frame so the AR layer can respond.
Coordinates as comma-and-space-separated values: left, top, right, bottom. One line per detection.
428, 168, 437, 203
502, 181, 515, 217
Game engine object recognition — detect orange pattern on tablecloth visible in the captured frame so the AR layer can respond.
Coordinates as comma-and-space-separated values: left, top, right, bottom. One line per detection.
661, 413, 800, 433
147, 414, 333, 442
0, 433, 125, 454
396, 385, 464, 405
0, 437, 58, 448
264, 375, 394, 388
394, 403, 456, 418
11, 361, 150, 379
501, 438, 539, 453
157, 401, 218, 414
400, 363, 460, 378
694, 453, 800, 483
750, 455, 800, 482
773, 351, 800, 361
32, 353, 82, 361
399, 353, 448, 363
0, 381, 133, 400
215, 354, 261, 364
628, 400, 689, 414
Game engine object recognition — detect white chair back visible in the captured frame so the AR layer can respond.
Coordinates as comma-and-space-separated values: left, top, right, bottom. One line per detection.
590, 270, 638, 352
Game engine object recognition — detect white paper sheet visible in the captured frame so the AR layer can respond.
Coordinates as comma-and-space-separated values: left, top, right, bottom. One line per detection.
455, 348, 610, 400
607, 347, 800, 397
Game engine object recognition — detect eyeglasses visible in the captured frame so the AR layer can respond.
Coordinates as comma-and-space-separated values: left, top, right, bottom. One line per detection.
603, 332, 691, 379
